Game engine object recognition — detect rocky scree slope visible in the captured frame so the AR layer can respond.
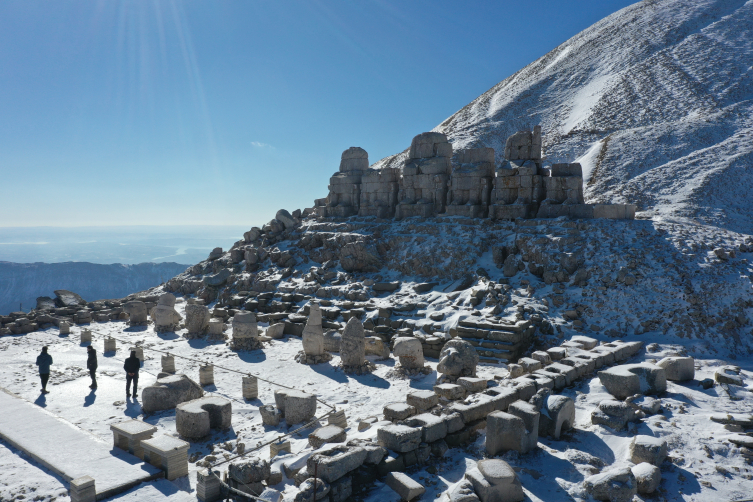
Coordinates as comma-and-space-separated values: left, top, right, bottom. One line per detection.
156, 211, 753, 357
374, 0, 753, 234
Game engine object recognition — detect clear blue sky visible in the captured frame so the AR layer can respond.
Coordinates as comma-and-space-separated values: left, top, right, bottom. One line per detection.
0, 0, 635, 227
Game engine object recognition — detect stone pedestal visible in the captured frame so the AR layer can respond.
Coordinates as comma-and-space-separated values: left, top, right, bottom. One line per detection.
270, 439, 291, 458
242, 376, 258, 400
161, 355, 176, 374
199, 364, 214, 386
197, 469, 223, 502
69, 475, 96, 502
142, 435, 190, 480
110, 419, 158, 459
231, 312, 262, 350
328, 409, 348, 429
80, 329, 92, 344
176, 396, 232, 439
59, 321, 70, 335
104, 337, 116, 352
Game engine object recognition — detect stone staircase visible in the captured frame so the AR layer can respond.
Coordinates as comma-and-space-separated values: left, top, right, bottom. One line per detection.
451, 318, 534, 364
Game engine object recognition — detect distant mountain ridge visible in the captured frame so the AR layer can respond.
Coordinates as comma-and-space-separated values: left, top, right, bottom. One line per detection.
0, 261, 188, 315
373, 0, 753, 234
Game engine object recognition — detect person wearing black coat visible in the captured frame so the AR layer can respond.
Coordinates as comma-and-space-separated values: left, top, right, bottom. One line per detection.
36, 346, 52, 394
123, 350, 140, 398
86, 345, 97, 389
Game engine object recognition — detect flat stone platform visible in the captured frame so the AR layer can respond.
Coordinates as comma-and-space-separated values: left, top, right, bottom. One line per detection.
0, 388, 163, 500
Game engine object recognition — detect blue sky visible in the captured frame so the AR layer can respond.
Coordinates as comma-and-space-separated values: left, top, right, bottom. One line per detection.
0, 0, 635, 227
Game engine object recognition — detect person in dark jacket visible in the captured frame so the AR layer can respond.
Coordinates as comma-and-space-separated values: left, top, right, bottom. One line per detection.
123, 350, 140, 398
35, 346, 52, 393
86, 345, 98, 389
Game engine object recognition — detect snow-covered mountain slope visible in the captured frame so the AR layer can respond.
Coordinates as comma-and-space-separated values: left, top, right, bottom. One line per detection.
0, 261, 188, 315
375, 0, 753, 234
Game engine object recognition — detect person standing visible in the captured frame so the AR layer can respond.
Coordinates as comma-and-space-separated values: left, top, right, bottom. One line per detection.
86, 345, 98, 389
36, 346, 52, 393
124, 350, 140, 398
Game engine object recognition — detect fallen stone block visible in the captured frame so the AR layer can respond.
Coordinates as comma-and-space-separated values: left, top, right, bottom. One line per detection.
307, 445, 367, 483
591, 399, 640, 431
458, 377, 487, 393
656, 356, 694, 382
386, 472, 425, 501
632, 462, 661, 494
384, 402, 417, 421
583, 466, 637, 502
141, 374, 203, 413
176, 396, 232, 439
434, 383, 466, 400
284, 390, 318, 425
405, 413, 448, 443
406, 390, 438, 412
309, 425, 346, 449
538, 395, 575, 440
714, 365, 743, 386
260, 405, 282, 426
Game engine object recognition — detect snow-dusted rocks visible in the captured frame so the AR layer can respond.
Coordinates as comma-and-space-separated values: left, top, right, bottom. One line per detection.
259, 404, 282, 426
715, 365, 744, 386
308, 425, 346, 449
591, 399, 641, 431
656, 356, 695, 381
583, 466, 637, 502
185, 304, 210, 337
377, 424, 422, 453
275, 389, 317, 425
598, 363, 667, 400
231, 312, 261, 351
307, 444, 367, 483
465, 459, 525, 502
141, 373, 204, 413
438, 339, 479, 381
175, 396, 232, 439
228, 456, 270, 486
631, 462, 661, 494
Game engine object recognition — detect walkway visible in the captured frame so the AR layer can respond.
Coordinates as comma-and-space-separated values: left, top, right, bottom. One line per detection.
0, 388, 163, 500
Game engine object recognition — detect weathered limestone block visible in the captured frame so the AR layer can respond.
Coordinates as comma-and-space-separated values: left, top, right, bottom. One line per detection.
632, 463, 661, 494
208, 319, 225, 339
377, 424, 422, 453
538, 395, 575, 440
185, 304, 210, 336
629, 435, 668, 466
539, 163, 584, 207
142, 374, 204, 413
386, 472, 425, 501
396, 132, 452, 219
406, 390, 438, 412
260, 404, 282, 426
458, 377, 487, 393
229, 456, 270, 484
434, 383, 466, 400
124, 301, 148, 326
232, 312, 262, 351
393, 337, 425, 369
309, 425, 347, 449
598, 363, 667, 399
359, 167, 400, 218
307, 445, 367, 483
324, 330, 341, 352
583, 466, 637, 502
176, 396, 232, 439
656, 356, 695, 381
365, 336, 390, 360
284, 390, 318, 425
438, 339, 479, 380
405, 413, 448, 443
384, 402, 417, 421
340, 317, 372, 373
504, 126, 541, 161
294, 478, 330, 502
446, 147, 494, 218
141, 435, 190, 481
486, 401, 539, 455
465, 459, 525, 502
346, 438, 387, 465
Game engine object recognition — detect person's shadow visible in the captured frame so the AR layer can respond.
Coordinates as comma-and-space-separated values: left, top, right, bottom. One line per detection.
84, 389, 96, 407
34, 393, 47, 408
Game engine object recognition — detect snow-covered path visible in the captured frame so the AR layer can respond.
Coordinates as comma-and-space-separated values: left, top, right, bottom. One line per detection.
0, 388, 162, 499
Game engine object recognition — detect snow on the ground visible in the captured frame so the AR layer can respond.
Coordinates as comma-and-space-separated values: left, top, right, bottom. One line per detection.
0, 439, 70, 502
1, 307, 751, 501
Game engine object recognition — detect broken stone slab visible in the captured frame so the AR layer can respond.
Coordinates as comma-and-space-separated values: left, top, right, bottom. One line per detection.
598, 363, 667, 400
630, 435, 668, 466
176, 396, 232, 439
406, 390, 438, 412
386, 472, 425, 501
465, 459, 525, 502
266, 323, 285, 339
307, 445, 367, 483
294, 478, 330, 502
54, 290, 86, 308
583, 466, 637, 502
714, 365, 744, 386
346, 439, 387, 465
141, 374, 204, 413
632, 462, 661, 495
591, 399, 641, 431
377, 424, 422, 453
309, 425, 346, 449
656, 356, 694, 381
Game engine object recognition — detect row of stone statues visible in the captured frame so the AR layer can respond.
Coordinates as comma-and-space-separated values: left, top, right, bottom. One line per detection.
317, 127, 635, 221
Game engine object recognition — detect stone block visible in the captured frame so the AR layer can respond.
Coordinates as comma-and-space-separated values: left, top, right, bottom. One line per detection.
630, 435, 668, 466
517, 357, 541, 373
443, 412, 465, 433
434, 383, 465, 400
450, 394, 496, 423
141, 435, 190, 480
309, 425, 346, 449
538, 395, 575, 440
458, 377, 487, 393
69, 475, 96, 502
176, 396, 232, 439
598, 363, 667, 399
284, 390, 318, 425
406, 390, 438, 412
632, 462, 661, 494
377, 425, 422, 453
307, 445, 367, 483
405, 413, 448, 443
110, 419, 157, 459
260, 405, 282, 426
465, 459, 525, 502
656, 356, 694, 381
386, 472, 425, 501
584, 466, 637, 502
486, 411, 535, 455
393, 337, 425, 369
141, 374, 204, 413
384, 402, 417, 421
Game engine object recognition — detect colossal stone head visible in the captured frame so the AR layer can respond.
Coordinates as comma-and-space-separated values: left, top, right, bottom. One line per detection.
437, 339, 479, 378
